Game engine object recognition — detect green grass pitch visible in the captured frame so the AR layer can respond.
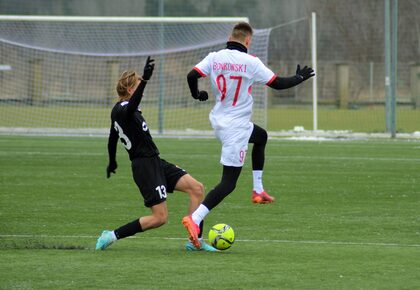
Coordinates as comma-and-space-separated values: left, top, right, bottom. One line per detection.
0, 135, 419, 289
1, 106, 419, 133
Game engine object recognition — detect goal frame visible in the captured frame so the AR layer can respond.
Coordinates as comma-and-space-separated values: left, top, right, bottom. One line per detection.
0, 15, 249, 23
0, 16, 256, 137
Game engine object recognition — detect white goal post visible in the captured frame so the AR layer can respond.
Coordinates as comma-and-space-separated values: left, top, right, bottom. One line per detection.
311, 12, 318, 132
0, 15, 279, 136
0, 15, 249, 23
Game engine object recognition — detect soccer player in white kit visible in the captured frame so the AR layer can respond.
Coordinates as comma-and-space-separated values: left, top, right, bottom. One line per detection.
182, 22, 314, 249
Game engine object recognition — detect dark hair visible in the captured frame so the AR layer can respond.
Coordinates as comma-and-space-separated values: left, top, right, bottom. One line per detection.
231, 22, 253, 41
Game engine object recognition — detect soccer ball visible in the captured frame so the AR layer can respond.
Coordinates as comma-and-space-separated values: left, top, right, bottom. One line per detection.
208, 223, 235, 250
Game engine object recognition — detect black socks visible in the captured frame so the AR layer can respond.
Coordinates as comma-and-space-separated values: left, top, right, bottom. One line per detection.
114, 218, 143, 240
202, 166, 242, 210
249, 124, 268, 170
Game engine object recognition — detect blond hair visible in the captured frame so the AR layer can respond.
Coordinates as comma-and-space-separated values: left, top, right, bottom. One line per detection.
116, 70, 139, 101
231, 22, 253, 42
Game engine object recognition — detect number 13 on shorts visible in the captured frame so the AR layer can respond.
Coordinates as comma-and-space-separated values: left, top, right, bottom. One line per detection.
155, 185, 167, 199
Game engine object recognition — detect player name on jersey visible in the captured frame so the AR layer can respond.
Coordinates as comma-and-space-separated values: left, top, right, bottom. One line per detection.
212, 62, 247, 73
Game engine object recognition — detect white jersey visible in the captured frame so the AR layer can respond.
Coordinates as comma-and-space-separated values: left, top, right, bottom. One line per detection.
194, 48, 275, 131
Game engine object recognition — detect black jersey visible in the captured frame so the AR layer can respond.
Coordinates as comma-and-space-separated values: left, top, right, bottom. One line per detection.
110, 102, 159, 160
107, 80, 159, 161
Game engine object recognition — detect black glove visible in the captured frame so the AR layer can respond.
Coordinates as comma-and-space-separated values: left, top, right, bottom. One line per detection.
194, 90, 208, 101
106, 160, 117, 178
142, 56, 155, 81
296, 65, 315, 81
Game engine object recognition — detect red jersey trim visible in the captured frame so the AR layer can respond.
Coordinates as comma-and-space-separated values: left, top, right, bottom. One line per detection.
194, 67, 206, 77
266, 74, 277, 85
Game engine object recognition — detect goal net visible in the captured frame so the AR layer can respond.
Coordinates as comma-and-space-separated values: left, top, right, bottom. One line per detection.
0, 16, 271, 136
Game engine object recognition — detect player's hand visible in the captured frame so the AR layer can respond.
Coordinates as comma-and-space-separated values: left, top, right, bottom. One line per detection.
106, 161, 117, 178
195, 90, 208, 101
296, 65, 315, 81
142, 56, 155, 81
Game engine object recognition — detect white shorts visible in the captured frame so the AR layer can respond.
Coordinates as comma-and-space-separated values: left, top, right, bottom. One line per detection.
215, 122, 254, 167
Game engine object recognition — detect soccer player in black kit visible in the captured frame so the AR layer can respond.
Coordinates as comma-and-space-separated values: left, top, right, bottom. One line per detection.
95, 57, 218, 252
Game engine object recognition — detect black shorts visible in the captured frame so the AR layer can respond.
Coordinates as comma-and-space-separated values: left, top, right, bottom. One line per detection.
131, 156, 187, 207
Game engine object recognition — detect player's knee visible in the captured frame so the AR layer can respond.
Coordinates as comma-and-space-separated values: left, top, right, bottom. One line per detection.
261, 129, 268, 144
187, 180, 205, 201
194, 181, 205, 200
252, 126, 268, 145
156, 215, 168, 227
256, 128, 268, 145
153, 211, 168, 227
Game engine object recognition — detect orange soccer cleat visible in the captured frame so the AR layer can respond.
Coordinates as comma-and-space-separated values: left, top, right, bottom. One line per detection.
181, 215, 201, 249
252, 190, 275, 204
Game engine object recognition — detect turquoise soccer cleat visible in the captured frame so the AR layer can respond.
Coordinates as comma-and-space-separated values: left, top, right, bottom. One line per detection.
185, 240, 220, 252
95, 230, 115, 250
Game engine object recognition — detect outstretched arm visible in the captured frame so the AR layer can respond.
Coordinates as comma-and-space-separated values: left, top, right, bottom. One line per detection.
126, 56, 155, 114
268, 65, 315, 90
106, 125, 118, 178
187, 69, 208, 101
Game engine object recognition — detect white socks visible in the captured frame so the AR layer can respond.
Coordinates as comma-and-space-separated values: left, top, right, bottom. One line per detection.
190, 171, 264, 226
191, 204, 210, 225
110, 231, 117, 241
253, 170, 264, 193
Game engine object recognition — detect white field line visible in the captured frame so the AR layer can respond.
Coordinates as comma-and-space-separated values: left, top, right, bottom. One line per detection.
1, 234, 419, 248
0, 151, 419, 162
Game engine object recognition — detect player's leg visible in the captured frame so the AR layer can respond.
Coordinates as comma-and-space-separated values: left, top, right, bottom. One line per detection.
188, 165, 241, 240
173, 174, 205, 244
96, 156, 168, 250
161, 161, 216, 251
249, 123, 275, 204
174, 174, 219, 252
173, 173, 204, 214
173, 173, 206, 238
139, 202, 168, 229
112, 203, 167, 238
182, 128, 246, 248
95, 203, 167, 250
201, 165, 242, 210
182, 165, 242, 248
95, 202, 168, 250
161, 160, 203, 244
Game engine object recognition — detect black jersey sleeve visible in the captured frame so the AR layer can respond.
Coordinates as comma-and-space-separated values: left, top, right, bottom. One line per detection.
268, 65, 315, 90
268, 75, 303, 90
126, 80, 148, 115
107, 124, 118, 163
187, 69, 202, 99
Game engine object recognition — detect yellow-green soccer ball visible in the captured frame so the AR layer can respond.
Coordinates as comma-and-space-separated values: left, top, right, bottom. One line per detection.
208, 224, 235, 250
